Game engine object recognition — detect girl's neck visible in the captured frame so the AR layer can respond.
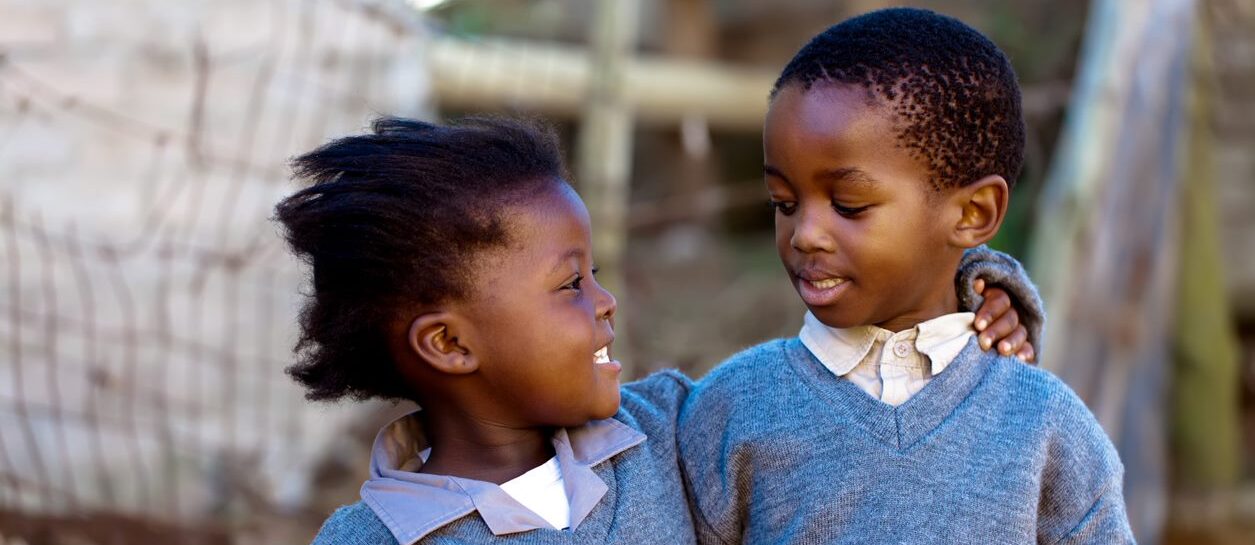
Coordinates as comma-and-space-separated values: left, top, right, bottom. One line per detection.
417, 408, 555, 484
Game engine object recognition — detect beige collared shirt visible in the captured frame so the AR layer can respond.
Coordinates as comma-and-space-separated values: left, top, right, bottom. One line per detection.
798, 311, 977, 406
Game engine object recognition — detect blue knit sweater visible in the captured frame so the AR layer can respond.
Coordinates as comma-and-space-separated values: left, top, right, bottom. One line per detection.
310, 371, 697, 544
677, 338, 1135, 544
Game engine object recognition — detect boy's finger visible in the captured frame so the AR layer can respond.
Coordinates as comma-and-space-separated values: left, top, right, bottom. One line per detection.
979, 306, 1019, 351
974, 286, 1011, 331
1017, 343, 1036, 365
973, 278, 985, 294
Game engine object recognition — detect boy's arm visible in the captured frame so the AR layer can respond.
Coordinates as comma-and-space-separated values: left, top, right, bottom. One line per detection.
676, 376, 745, 545
1038, 391, 1136, 545
956, 245, 1047, 353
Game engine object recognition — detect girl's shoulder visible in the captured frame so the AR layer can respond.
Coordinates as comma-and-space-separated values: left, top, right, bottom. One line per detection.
310, 501, 398, 545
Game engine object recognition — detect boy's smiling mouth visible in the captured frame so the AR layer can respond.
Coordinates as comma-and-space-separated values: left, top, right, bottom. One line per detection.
806, 278, 846, 290
794, 270, 852, 307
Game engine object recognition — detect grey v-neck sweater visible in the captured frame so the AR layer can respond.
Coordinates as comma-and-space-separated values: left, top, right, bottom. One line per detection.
677, 338, 1134, 545
310, 371, 697, 544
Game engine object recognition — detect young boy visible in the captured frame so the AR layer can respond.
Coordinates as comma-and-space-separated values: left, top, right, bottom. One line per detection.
677, 8, 1134, 545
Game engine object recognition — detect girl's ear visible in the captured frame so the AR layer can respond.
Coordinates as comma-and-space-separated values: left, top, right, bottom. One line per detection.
948, 175, 1009, 248
407, 312, 478, 375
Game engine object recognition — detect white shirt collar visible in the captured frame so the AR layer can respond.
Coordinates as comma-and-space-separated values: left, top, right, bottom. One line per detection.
361, 410, 645, 543
798, 311, 977, 378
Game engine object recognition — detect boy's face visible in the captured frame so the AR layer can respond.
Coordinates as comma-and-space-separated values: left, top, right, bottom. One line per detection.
461, 183, 623, 427
764, 83, 967, 332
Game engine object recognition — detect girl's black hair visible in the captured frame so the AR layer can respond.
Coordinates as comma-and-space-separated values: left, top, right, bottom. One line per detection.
275, 116, 568, 401
772, 7, 1025, 190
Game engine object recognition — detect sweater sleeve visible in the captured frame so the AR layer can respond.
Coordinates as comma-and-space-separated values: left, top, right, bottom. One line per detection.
955, 245, 1047, 351
309, 501, 398, 545
619, 369, 695, 434
676, 347, 775, 545
1037, 389, 1136, 545
676, 380, 741, 545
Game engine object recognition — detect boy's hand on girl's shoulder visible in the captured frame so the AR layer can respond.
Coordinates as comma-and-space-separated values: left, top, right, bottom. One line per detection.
972, 279, 1036, 364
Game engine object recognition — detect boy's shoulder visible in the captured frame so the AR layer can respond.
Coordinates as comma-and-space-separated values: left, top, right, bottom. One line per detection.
679, 338, 799, 420
985, 353, 1097, 422
310, 501, 397, 545
696, 338, 796, 388
983, 355, 1121, 464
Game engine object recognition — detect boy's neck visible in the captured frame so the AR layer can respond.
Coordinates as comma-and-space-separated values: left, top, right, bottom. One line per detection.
417, 408, 555, 484
869, 290, 961, 333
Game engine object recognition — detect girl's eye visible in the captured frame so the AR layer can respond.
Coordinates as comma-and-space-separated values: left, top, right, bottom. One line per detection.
832, 202, 870, 217
591, 266, 600, 276
563, 274, 585, 291
769, 200, 798, 216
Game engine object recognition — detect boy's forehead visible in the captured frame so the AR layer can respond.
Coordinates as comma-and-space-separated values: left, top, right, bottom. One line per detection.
765, 83, 937, 194
768, 84, 895, 138
766, 84, 900, 157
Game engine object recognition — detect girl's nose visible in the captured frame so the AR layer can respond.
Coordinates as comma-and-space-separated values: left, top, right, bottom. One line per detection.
594, 279, 617, 321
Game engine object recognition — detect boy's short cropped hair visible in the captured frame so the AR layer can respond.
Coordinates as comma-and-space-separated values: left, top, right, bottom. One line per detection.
275, 116, 567, 401
772, 7, 1025, 190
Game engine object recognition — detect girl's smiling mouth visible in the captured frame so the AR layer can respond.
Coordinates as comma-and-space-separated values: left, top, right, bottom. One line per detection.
594, 344, 622, 372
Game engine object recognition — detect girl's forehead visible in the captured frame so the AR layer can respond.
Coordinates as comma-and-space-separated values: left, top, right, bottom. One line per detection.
494, 186, 592, 263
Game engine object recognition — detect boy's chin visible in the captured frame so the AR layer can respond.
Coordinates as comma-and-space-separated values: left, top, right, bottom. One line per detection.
806, 305, 866, 330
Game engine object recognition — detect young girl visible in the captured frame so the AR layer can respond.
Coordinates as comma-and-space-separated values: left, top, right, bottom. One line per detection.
275, 116, 1038, 544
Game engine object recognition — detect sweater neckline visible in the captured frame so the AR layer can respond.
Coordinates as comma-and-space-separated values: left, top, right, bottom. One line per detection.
784, 335, 995, 452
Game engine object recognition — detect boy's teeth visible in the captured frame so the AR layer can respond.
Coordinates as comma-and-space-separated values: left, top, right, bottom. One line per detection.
808, 278, 845, 289
594, 346, 610, 364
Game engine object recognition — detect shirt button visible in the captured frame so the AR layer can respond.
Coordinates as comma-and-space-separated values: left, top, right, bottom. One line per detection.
893, 342, 911, 358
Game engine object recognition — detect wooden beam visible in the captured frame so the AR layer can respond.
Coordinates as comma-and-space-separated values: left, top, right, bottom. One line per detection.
423, 34, 774, 131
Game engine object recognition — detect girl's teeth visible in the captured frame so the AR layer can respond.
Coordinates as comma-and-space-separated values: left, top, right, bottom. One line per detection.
809, 278, 845, 289
594, 346, 610, 364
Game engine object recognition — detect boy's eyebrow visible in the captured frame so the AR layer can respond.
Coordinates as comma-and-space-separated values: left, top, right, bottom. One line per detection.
818, 167, 878, 188
764, 165, 879, 189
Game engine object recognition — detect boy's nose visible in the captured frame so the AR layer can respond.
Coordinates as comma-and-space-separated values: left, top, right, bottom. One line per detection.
790, 209, 837, 253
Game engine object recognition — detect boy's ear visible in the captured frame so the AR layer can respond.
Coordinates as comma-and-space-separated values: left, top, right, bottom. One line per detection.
406, 312, 478, 375
947, 175, 1009, 248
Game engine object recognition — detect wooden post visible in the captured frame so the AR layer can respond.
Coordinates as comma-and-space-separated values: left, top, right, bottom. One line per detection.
1028, 0, 1198, 542
578, 0, 639, 372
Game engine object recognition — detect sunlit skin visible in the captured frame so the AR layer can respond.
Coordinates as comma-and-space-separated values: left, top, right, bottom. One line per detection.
766, 82, 1027, 351
388, 182, 621, 484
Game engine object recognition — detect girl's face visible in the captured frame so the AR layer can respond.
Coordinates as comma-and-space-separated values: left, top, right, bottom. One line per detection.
460, 183, 622, 427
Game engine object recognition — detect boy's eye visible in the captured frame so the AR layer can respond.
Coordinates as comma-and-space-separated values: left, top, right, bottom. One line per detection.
832, 201, 870, 217
769, 200, 798, 216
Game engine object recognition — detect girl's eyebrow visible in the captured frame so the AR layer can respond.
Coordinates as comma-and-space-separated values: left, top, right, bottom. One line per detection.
549, 248, 585, 276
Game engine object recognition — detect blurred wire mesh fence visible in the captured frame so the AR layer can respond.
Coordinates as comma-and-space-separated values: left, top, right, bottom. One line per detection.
0, 0, 429, 540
